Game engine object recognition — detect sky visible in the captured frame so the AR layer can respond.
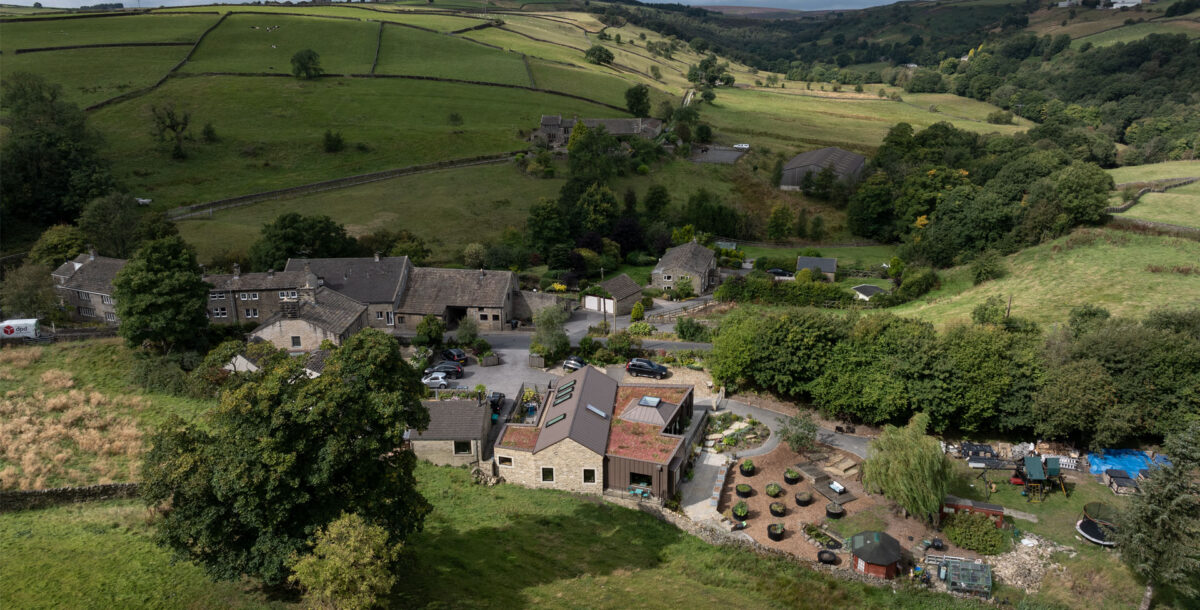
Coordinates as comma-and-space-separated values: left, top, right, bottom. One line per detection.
6, 0, 898, 11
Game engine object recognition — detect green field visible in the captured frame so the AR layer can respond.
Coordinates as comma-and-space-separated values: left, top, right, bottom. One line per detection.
1, 464, 989, 609
739, 244, 900, 267
527, 58, 641, 107
702, 87, 1029, 155
1072, 19, 1200, 48
158, 4, 491, 32
0, 45, 186, 108
891, 228, 1200, 327
376, 24, 531, 86
90, 76, 623, 207
0, 13, 215, 51
182, 14, 377, 75
1106, 160, 1200, 183
1123, 181, 1200, 228
464, 26, 587, 65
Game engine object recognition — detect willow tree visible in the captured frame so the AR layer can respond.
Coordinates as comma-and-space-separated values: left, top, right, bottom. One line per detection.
861, 413, 952, 524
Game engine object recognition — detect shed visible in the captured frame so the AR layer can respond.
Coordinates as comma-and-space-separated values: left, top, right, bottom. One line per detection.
850, 530, 902, 579
851, 284, 885, 301
943, 558, 992, 597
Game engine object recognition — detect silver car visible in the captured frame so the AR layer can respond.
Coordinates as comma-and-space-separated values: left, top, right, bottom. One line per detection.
421, 372, 450, 389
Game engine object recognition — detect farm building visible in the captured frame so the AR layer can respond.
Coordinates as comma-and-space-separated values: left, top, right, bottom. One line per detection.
249, 282, 367, 354
406, 398, 492, 467
779, 147, 867, 191
849, 530, 903, 578
533, 115, 663, 147
651, 241, 718, 295
796, 256, 837, 282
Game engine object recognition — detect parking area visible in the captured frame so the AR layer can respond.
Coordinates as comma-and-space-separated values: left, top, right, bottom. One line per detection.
690, 145, 746, 164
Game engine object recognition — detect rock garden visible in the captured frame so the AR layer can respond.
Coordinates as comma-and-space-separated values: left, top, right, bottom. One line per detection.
704, 411, 770, 453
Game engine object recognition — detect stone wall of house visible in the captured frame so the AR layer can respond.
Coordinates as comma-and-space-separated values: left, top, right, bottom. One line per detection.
413, 439, 483, 467
365, 303, 395, 329
208, 290, 291, 325
397, 306, 508, 331
0, 483, 140, 513
512, 290, 570, 322
55, 287, 119, 325
496, 439, 603, 494
651, 268, 703, 295
253, 319, 340, 352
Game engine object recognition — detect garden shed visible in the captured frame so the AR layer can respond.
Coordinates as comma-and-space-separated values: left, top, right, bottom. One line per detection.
849, 531, 902, 579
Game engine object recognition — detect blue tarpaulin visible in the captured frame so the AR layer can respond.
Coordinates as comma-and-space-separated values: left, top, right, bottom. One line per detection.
1087, 449, 1168, 475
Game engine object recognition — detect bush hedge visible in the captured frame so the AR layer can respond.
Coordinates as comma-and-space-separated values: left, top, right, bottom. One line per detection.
942, 512, 1008, 555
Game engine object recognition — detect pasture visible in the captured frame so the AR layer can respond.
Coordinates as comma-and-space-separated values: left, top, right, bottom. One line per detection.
1122, 181, 1200, 228
890, 228, 1200, 327
1106, 159, 1200, 183
375, 24, 531, 86
0, 46, 186, 108
181, 14, 378, 75
157, 4, 491, 32
1072, 18, 1200, 47
527, 58, 644, 107
0, 12, 215, 51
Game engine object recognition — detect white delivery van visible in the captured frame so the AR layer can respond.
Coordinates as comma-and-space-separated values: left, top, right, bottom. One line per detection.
1, 319, 41, 339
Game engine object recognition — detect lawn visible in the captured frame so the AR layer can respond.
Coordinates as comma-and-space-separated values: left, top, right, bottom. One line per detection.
0, 464, 989, 609
890, 228, 1200, 327
1123, 181, 1200, 228
0, 46, 188, 108
375, 24, 531, 86
90, 75, 623, 208
0, 340, 214, 490
181, 14, 378, 75
1106, 160, 1200, 183
702, 87, 1028, 156
0, 13, 216, 52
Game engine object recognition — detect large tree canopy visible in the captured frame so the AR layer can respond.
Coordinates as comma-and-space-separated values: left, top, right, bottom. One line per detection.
861, 413, 952, 524
112, 236, 211, 352
248, 212, 361, 271
142, 330, 431, 586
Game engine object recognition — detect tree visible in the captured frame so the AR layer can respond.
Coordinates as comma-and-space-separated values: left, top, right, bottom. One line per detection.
700, 88, 716, 104
151, 103, 190, 160
357, 229, 431, 265
771, 158, 784, 188
78, 193, 146, 258
795, 208, 809, 238
578, 184, 619, 234
291, 49, 324, 79
778, 413, 819, 454
1, 72, 114, 227
694, 124, 712, 143
1048, 161, 1114, 226
142, 330, 431, 586
27, 224, 87, 266
112, 236, 210, 353
625, 84, 651, 117
414, 315, 445, 347
323, 130, 345, 153
463, 243, 486, 268
630, 301, 645, 322
531, 305, 569, 361
248, 213, 360, 271
1033, 359, 1126, 450
766, 205, 792, 240
456, 316, 479, 346
1115, 422, 1200, 600
290, 513, 398, 610
584, 45, 614, 65
809, 215, 826, 241
643, 185, 671, 220
861, 413, 952, 524
0, 263, 59, 320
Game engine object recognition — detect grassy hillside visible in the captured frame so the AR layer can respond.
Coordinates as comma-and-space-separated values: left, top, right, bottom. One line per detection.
1106, 160, 1200, 183
1123, 181, 1200, 228
0, 12, 216, 51
1073, 18, 1200, 48
891, 228, 1200, 327
0, 46, 187, 108
0, 465, 989, 610
181, 14, 378, 75
375, 25, 532, 85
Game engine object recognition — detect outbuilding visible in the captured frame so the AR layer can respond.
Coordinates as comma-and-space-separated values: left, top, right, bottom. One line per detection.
849, 530, 902, 578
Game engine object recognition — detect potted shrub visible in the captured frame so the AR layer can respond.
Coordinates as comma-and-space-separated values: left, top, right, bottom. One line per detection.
825, 502, 845, 519
732, 500, 749, 520
795, 491, 813, 506
767, 523, 785, 541
784, 468, 801, 485
765, 482, 783, 498
735, 483, 753, 498
739, 459, 755, 476
769, 502, 787, 517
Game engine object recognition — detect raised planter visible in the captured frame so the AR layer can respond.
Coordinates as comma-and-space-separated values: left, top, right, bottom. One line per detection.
528, 354, 545, 368
765, 482, 783, 498
795, 491, 813, 506
767, 523, 785, 541
784, 469, 802, 485
735, 484, 753, 498
732, 500, 749, 521
769, 502, 787, 517
739, 460, 756, 477
479, 354, 500, 367
825, 502, 845, 519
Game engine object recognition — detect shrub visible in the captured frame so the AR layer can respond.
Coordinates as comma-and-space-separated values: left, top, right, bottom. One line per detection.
986, 110, 1014, 125
942, 512, 1008, 555
627, 321, 654, 336
456, 316, 479, 345
752, 256, 797, 272
895, 267, 938, 300
577, 335, 598, 358
740, 459, 755, 473
413, 315, 445, 347
289, 513, 398, 610
674, 317, 711, 342
732, 500, 749, 519
786, 468, 800, 480
323, 130, 345, 153
630, 301, 645, 321
606, 330, 641, 358
735, 483, 751, 495
970, 250, 1006, 285
766, 482, 783, 498
592, 348, 617, 364
472, 338, 491, 355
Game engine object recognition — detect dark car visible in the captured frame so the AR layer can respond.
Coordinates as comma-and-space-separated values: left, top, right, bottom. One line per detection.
563, 356, 586, 372
767, 268, 793, 278
488, 392, 506, 413
442, 348, 468, 363
424, 361, 464, 379
626, 358, 668, 379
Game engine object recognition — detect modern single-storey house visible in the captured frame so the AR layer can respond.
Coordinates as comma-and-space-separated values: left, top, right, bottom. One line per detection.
407, 398, 492, 467
51, 250, 126, 325
651, 242, 718, 295
583, 273, 642, 316
850, 531, 903, 579
533, 115, 664, 147
779, 147, 867, 191
851, 284, 886, 301
493, 366, 699, 500
797, 256, 838, 282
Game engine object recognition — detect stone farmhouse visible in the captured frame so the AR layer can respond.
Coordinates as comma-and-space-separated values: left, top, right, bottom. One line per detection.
405, 397, 493, 467
532, 115, 664, 148
51, 250, 126, 325
779, 147, 867, 191
651, 241, 719, 295
493, 366, 705, 500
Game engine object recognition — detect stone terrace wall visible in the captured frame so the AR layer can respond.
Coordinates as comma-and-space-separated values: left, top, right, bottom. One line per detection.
512, 290, 571, 321
0, 483, 140, 513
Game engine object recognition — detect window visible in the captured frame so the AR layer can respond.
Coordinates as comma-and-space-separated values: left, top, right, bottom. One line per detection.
101, 295, 113, 304
291, 336, 301, 348
479, 314, 488, 321
663, 275, 672, 282
857, 558, 866, 572
498, 456, 513, 467
397, 316, 404, 324
541, 468, 555, 482
78, 306, 96, 317
240, 293, 248, 301
211, 307, 227, 318
245, 308, 259, 319
630, 472, 653, 487
209, 292, 225, 300
478, 307, 485, 312
583, 469, 596, 484
77, 291, 91, 302
279, 290, 297, 299
453, 441, 472, 455
376, 311, 384, 320
492, 314, 499, 321
104, 312, 116, 323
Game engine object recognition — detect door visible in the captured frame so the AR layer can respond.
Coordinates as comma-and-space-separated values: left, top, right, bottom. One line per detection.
385, 312, 394, 326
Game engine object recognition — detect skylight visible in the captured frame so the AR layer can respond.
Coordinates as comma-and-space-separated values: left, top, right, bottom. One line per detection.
553, 391, 573, 406
638, 396, 662, 408
586, 404, 608, 419
546, 414, 566, 427
557, 380, 576, 393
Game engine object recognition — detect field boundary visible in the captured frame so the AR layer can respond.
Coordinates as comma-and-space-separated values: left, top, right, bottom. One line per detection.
0, 9, 151, 23
369, 20, 384, 75
166, 151, 525, 220
1107, 216, 1200, 241
349, 72, 629, 112
13, 41, 194, 54
523, 54, 538, 88
0, 483, 140, 513
1104, 177, 1198, 213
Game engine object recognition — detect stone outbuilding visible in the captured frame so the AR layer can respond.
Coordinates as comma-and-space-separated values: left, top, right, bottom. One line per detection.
396, 267, 517, 331
533, 115, 663, 147
651, 241, 718, 295
407, 398, 492, 467
849, 530, 903, 579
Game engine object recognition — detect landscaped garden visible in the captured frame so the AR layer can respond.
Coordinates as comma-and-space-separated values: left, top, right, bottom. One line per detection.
704, 412, 770, 453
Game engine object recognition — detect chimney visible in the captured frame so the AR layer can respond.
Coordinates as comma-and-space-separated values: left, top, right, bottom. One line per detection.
374, 251, 381, 262
88, 247, 96, 261
232, 263, 240, 280
267, 269, 275, 279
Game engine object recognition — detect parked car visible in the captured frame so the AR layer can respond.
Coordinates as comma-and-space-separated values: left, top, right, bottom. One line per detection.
733, 143, 750, 150
767, 268, 793, 277
424, 361, 464, 379
442, 348, 468, 363
563, 355, 586, 371
421, 372, 450, 389
626, 358, 668, 379
488, 392, 506, 413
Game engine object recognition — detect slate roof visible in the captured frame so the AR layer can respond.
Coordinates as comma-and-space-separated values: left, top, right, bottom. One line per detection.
852, 284, 885, 298
534, 366, 617, 455
600, 274, 642, 301
409, 399, 488, 441
285, 257, 411, 305
654, 242, 715, 275
850, 531, 902, 565
304, 349, 330, 375
51, 253, 126, 295
205, 270, 307, 292
258, 287, 365, 336
563, 117, 664, 138
397, 268, 513, 315
797, 256, 838, 275
781, 147, 867, 186
541, 114, 562, 127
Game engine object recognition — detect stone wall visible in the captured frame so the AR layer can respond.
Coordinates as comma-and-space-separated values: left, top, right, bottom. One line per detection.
0, 483, 140, 513
253, 318, 343, 352
512, 290, 570, 322
496, 438, 603, 494
412, 439, 484, 467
